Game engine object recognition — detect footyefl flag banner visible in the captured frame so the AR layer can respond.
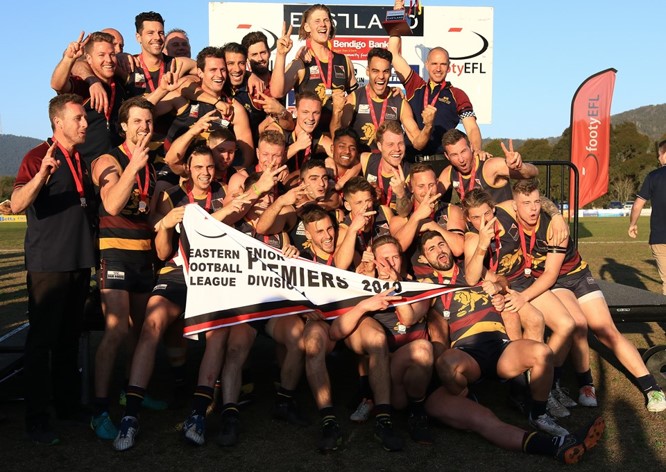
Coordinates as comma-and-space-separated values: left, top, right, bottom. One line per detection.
180, 204, 465, 337
569, 68, 617, 208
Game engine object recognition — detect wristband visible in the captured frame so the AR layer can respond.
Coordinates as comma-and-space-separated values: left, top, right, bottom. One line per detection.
251, 184, 262, 196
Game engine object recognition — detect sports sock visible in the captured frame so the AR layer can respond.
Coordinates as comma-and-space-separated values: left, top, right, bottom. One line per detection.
222, 403, 239, 418
522, 431, 564, 456
636, 374, 662, 395
93, 397, 110, 417
191, 385, 214, 416
276, 386, 295, 404
125, 385, 146, 418
575, 369, 594, 388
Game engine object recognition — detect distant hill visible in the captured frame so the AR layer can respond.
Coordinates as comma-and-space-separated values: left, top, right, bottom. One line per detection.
0, 134, 42, 176
482, 103, 666, 148
611, 103, 666, 142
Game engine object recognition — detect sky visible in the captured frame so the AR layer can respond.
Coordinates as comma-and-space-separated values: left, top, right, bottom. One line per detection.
1, 0, 665, 141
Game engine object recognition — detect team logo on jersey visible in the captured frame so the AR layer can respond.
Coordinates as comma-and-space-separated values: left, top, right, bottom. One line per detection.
309, 65, 320, 76
453, 289, 490, 317
439, 96, 451, 104
361, 123, 376, 145
385, 106, 398, 121
189, 104, 200, 119
334, 65, 345, 79
367, 174, 378, 184
358, 104, 371, 114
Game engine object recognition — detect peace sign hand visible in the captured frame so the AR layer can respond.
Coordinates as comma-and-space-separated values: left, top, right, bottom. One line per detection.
64, 31, 89, 60
276, 22, 293, 56
501, 139, 523, 171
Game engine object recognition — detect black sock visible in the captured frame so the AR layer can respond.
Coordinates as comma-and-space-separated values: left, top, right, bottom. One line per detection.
522, 431, 564, 456
374, 403, 392, 421
125, 385, 146, 418
222, 403, 239, 418
636, 374, 661, 394
191, 385, 214, 416
277, 386, 295, 404
319, 406, 335, 422
576, 370, 594, 388
530, 400, 547, 419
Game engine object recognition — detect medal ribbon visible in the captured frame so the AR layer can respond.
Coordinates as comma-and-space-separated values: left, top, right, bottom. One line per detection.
138, 54, 165, 92
122, 142, 150, 207
53, 139, 86, 204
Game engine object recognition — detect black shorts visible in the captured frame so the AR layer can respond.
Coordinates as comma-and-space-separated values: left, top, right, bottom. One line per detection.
455, 337, 511, 380
151, 269, 187, 311
99, 258, 154, 292
552, 266, 601, 299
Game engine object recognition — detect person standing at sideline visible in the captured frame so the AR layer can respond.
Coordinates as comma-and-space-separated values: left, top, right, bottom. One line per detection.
628, 139, 666, 295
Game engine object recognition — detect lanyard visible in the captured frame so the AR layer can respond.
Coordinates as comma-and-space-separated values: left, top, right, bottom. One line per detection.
105, 81, 116, 130
307, 39, 333, 90
122, 142, 151, 210
186, 183, 212, 212
139, 54, 165, 92
423, 81, 442, 109
487, 223, 501, 273
517, 220, 536, 276
53, 139, 86, 207
437, 265, 459, 315
457, 157, 478, 201
376, 160, 393, 207
366, 86, 389, 131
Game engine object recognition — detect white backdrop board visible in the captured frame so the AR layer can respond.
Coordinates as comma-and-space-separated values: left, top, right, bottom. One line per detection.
209, 2, 494, 124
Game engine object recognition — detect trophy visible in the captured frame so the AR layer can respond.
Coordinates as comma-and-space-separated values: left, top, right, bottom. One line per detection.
382, 0, 420, 37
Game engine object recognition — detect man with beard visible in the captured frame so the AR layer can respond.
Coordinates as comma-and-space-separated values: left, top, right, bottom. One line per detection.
89, 97, 161, 440
360, 120, 410, 215
12, 94, 97, 445
332, 48, 433, 154
417, 231, 605, 464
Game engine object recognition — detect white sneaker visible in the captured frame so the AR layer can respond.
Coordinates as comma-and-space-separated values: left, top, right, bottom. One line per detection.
113, 416, 139, 451
547, 391, 570, 418
350, 398, 374, 423
529, 413, 570, 436
646, 390, 666, 413
552, 383, 578, 408
578, 385, 598, 407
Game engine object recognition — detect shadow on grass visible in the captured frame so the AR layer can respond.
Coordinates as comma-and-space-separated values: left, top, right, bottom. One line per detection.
598, 257, 661, 290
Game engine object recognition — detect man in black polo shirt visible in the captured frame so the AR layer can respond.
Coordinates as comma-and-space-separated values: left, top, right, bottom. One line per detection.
11, 94, 97, 445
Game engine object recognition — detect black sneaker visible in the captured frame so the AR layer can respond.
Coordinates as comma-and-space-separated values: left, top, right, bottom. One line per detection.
216, 414, 241, 447
27, 423, 60, 446
554, 417, 605, 464
408, 413, 434, 445
318, 418, 342, 453
274, 399, 311, 426
374, 416, 404, 451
